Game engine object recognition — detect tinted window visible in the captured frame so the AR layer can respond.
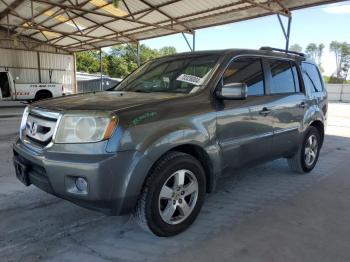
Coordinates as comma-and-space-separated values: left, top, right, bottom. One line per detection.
223, 58, 265, 96
291, 63, 301, 92
269, 60, 296, 94
302, 62, 323, 93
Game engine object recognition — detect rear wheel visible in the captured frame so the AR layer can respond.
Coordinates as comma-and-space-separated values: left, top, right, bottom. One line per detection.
287, 126, 321, 173
34, 91, 52, 101
134, 151, 206, 236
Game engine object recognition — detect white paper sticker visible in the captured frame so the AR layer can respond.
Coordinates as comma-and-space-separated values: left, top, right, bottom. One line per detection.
176, 74, 202, 85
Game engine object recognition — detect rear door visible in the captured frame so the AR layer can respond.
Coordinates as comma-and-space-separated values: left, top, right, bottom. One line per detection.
265, 58, 307, 157
216, 57, 274, 170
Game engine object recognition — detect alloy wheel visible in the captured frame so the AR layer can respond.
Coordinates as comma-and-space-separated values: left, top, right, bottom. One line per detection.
158, 169, 198, 225
304, 134, 318, 166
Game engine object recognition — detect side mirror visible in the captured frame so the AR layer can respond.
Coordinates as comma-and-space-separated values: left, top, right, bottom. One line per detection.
216, 83, 247, 100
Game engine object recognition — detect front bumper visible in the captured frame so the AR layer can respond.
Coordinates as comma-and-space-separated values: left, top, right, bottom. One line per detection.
13, 139, 152, 215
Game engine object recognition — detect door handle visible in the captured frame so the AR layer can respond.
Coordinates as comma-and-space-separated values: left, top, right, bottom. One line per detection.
299, 102, 306, 108
259, 107, 271, 116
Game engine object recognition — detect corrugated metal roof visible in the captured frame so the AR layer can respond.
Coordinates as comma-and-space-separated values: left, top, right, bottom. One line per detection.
0, 0, 345, 53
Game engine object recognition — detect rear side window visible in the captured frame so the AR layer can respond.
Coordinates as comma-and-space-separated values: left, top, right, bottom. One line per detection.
223, 58, 265, 96
268, 59, 296, 94
291, 63, 301, 92
302, 62, 324, 93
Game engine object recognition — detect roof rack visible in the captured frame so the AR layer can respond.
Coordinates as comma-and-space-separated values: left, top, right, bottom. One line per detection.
260, 46, 306, 57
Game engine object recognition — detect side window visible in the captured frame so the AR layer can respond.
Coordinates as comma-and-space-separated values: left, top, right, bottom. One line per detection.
291, 63, 301, 92
268, 59, 296, 94
302, 62, 324, 93
223, 58, 265, 96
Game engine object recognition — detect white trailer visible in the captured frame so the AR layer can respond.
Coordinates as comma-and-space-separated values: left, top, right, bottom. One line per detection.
0, 70, 63, 101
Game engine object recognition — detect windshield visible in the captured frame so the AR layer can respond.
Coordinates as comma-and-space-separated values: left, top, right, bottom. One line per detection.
113, 54, 219, 94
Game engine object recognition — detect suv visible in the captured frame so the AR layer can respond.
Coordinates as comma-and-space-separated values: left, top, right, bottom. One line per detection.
13, 47, 327, 236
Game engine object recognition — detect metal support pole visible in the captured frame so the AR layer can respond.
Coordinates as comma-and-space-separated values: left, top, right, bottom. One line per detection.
285, 16, 292, 51
127, 43, 140, 66
182, 32, 193, 52
277, 14, 287, 39
73, 52, 77, 94
276, 14, 292, 52
37, 51, 41, 83
137, 42, 140, 66
100, 48, 103, 91
192, 31, 196, 52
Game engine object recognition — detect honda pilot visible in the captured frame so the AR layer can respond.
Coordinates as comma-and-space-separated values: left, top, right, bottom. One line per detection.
13, 47, 327, 236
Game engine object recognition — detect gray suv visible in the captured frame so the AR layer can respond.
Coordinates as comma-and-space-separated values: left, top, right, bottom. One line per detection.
13, 47, 327, 236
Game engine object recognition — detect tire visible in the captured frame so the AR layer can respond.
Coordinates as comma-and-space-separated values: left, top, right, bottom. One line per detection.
134, 151, 206, 237
287, 126, 321, 174
35, 91, 52, 101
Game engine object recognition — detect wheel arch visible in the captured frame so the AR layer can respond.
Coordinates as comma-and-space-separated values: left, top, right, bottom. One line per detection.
35, 89, 53, 99
169, 144, 216, 193
143, 143, 218, 195
309, 120, 325, 146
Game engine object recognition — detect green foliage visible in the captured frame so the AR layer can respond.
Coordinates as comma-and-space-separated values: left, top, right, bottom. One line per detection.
289, 44, 303, 53
305, 43, 318, 61
76, 44, 177, 78
75, 51, 100, 73
329, 41, 350, 83
112, 0, 120, 8
305, 43, 324, 69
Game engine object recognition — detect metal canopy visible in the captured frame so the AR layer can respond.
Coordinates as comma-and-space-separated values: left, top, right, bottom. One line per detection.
0, 0, 345, 53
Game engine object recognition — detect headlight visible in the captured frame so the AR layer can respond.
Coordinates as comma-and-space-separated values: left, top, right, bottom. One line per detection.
20, 106, 29, 140
55, 112, 117, 143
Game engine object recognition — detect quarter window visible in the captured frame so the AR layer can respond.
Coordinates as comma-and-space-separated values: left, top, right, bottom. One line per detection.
223, 58, 265, 96
302, 62, 324, 93
291, 63, 301, 92
269, 60, 296, 94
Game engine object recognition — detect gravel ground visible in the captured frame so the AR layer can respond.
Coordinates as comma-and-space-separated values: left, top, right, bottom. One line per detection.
0, 103, 349, 262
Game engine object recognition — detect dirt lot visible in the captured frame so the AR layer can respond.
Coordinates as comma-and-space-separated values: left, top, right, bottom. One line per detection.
0, 103, 349, 262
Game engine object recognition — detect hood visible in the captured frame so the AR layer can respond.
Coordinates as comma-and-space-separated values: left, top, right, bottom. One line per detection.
32, 91, 184, 112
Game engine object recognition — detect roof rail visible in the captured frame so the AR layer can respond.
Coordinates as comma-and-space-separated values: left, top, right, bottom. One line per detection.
260, 46, 306, 57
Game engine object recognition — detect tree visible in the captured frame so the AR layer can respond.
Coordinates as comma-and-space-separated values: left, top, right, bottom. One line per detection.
317, 43, 325, 67
329, 41, 350, 83
305, 43, 318, 61
289, 44, 303, 53
104, 55, 129, 78
159, 46, 177, 56
76, 44, 177, 78
305, 43, 325, 71
75, 51, 100, 73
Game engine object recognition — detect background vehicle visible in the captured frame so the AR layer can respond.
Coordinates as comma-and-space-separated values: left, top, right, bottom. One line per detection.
0, 70, 63, 101
13, 47, 327, 237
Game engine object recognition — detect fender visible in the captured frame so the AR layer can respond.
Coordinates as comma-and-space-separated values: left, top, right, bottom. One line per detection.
302, 104, 325, 133
114, 120, 222, 213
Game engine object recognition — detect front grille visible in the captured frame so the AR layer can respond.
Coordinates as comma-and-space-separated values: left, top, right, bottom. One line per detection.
23, 108, 60, 147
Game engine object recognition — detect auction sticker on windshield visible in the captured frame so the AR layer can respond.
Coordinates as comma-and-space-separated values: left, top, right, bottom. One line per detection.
176, 74, 203, 85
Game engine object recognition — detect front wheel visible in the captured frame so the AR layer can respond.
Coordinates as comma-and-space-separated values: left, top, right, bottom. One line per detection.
287, 126, 321, 173
134, 151, 206, 236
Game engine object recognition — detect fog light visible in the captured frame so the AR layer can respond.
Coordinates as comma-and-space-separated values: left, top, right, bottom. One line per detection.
75, 177, 88, 192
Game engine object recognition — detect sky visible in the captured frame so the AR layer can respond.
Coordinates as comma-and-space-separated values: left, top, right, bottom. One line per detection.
139, 1, 350, 77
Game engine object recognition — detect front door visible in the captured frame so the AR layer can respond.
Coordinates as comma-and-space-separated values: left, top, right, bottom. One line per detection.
216, 57, 274, 171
